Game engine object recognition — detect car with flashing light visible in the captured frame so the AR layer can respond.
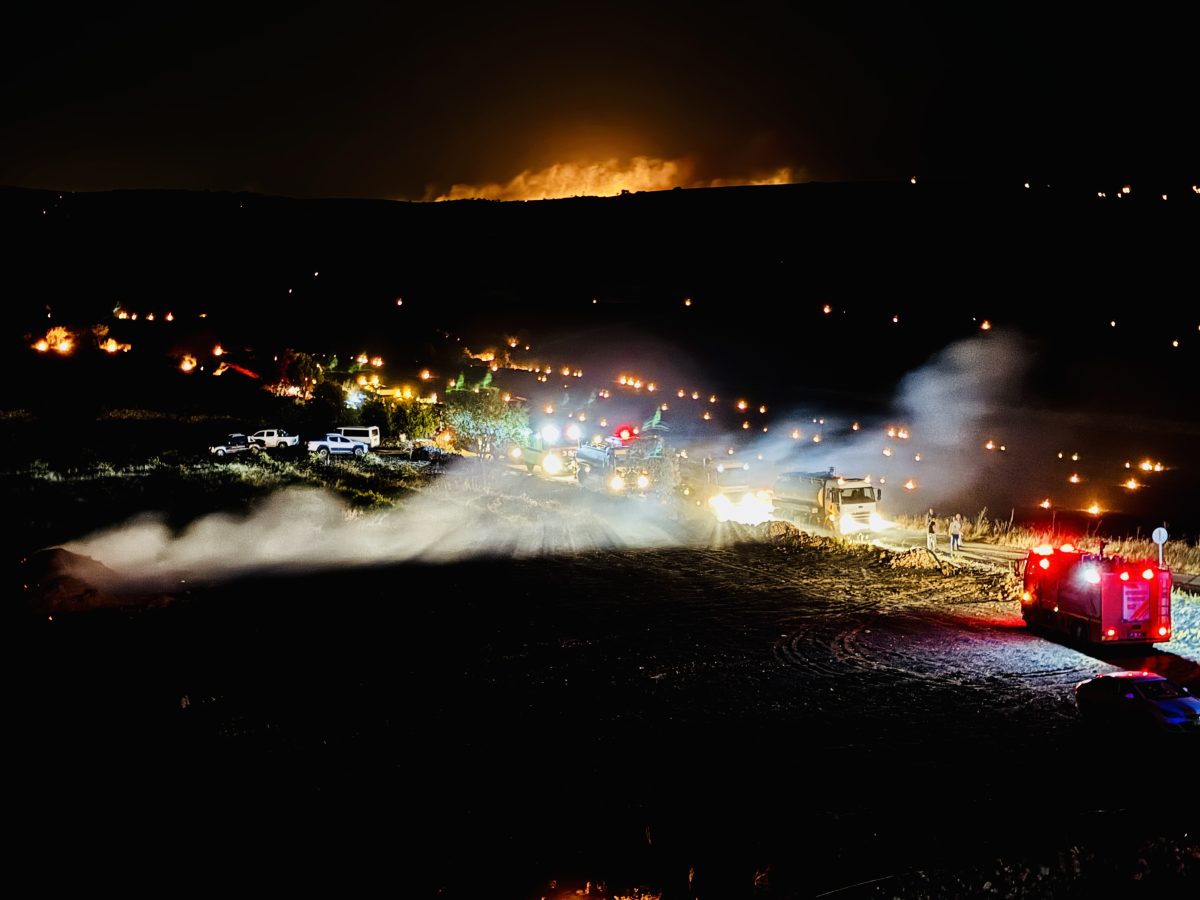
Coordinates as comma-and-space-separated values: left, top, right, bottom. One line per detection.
249, 428, 300, 450
1075, 671, 1200, 734
209, 433, 253, 457
307, 432, 369, 459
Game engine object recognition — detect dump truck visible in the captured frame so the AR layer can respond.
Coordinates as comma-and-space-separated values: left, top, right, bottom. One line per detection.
1021, 543, 1172, 646
771, 468, 886, 534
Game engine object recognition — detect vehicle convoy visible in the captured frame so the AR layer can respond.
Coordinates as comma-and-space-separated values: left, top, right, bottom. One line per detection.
575, 429, 664, 494
307, 432, 369, 458
1021, 543, 1172, 646
250, 428, 299, 450
771, 468, 887, 534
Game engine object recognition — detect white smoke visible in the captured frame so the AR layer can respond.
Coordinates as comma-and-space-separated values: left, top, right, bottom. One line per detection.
63, 329, 1039, 589
672, 329, 1037, 517
62, 469, 725, 592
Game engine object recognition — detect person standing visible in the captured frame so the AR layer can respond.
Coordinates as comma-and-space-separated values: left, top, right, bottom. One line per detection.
926, 508, 937, 552
949, 513, 963, 555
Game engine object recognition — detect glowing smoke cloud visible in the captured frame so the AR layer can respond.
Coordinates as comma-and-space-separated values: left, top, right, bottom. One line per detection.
892, 330, 1031, 499
62, 331, 1033, 589
693, 329, 1035, 515
435, 157, 797, 201
63, 473, 714, 592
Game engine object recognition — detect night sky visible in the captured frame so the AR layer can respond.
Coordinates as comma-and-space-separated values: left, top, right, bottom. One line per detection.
4, 2, 1196, 199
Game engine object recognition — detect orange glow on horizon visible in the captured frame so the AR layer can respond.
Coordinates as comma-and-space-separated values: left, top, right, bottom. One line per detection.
433, 157, 797, 201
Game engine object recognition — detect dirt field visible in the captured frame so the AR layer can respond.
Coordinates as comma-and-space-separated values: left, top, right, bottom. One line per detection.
8, 471, 1200, 897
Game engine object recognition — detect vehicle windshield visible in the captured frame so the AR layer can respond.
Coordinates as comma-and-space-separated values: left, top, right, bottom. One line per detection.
1135, 680, 1186, 700
839, 487, 874, 503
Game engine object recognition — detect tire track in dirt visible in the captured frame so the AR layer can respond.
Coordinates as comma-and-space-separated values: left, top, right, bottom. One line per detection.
761, 552, 1088, 737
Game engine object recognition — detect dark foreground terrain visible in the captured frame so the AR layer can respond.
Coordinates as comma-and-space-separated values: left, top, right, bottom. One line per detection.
8, 524, 1198, 898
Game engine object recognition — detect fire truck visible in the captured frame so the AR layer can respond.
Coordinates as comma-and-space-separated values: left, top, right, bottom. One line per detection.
1021, 543, 1172, 646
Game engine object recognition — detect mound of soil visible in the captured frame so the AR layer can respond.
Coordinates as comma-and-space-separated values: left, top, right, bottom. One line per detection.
18, 547, 173, 615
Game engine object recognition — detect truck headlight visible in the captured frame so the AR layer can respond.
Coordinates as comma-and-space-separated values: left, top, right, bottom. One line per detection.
636, 474, 650, 490
609, 475, 626, 492
542, 453, 563, 475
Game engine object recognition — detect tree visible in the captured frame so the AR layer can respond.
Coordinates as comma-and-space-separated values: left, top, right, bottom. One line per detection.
297, 380, 346, 436
277, 349, 324, 397
359, 396, 391, 433
391, 399, 440, 440
443, 385, 527, 456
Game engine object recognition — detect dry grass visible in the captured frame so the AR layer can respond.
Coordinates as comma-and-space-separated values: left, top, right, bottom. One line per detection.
895, 508, 1200, 574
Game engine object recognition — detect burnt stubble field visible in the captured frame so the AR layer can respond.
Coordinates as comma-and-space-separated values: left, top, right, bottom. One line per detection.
11, 524, 1198, 898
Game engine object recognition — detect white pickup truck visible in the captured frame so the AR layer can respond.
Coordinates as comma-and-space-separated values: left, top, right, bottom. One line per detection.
250, 428, 300, 450
307, 432, 368, 458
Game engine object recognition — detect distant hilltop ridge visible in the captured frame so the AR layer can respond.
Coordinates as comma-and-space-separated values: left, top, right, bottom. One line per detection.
3, 177, 1197, 347
4, 176, 1195, 274
4, 174, 1200, 206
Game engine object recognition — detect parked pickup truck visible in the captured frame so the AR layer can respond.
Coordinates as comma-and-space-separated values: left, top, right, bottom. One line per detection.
209, 433, 252, 457
307, 432, 369, 458
250, 428, 300, 450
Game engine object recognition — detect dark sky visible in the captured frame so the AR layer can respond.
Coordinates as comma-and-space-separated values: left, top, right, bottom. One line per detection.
3, 2, 1196, 199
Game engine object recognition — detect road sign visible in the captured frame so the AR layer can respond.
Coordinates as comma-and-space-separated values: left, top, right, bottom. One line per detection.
1152, 526, 1168, 566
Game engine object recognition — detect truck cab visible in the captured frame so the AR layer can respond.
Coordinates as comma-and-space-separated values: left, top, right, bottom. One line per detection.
772, 470, 885, 534
575, 433, 660, 493
828, 480, 881, 533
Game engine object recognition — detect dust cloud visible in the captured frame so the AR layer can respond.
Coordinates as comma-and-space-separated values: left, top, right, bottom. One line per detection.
62, 473, 706, 592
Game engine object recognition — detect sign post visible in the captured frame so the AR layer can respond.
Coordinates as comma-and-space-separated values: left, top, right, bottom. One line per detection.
1151, 526, 1169, 567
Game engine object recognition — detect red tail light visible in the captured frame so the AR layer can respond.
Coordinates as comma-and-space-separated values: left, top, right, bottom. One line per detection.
1142, 568, 1154, 580
1158, 626, 1169, 637
1039, 558, 1050, 570
1106, 628, 1116, 637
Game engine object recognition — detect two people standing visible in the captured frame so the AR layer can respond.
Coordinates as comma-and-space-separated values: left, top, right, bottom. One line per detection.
927, 509, 964, 556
